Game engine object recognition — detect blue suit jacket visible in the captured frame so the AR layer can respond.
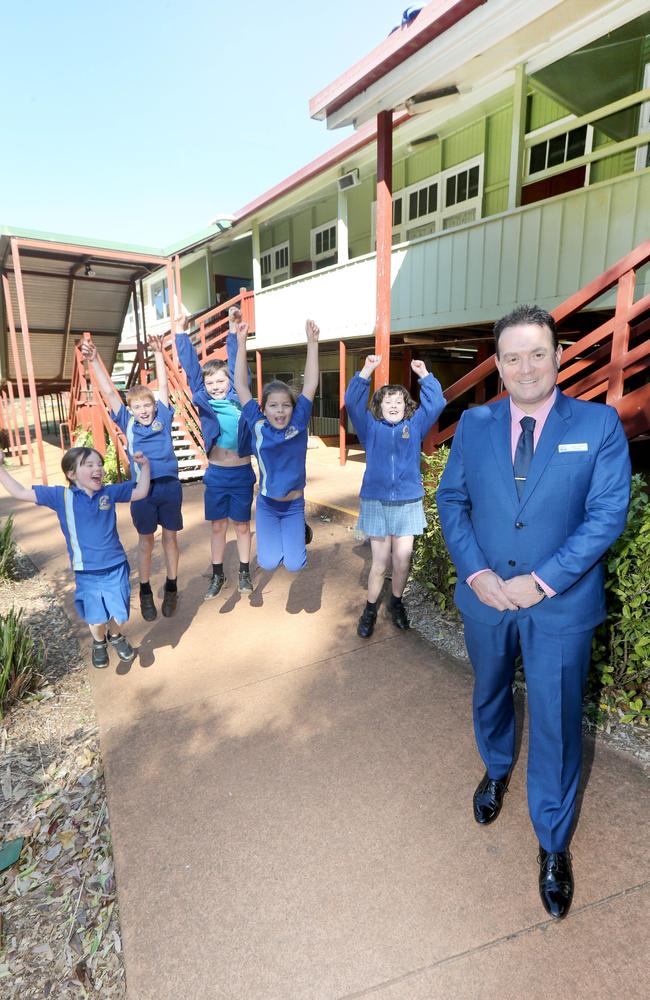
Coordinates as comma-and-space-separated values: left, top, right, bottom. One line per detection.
436, 391, 631, 633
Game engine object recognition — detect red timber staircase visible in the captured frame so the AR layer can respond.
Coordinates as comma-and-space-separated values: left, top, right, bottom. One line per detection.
428, 240, 650, 448
63, 289, 255, 480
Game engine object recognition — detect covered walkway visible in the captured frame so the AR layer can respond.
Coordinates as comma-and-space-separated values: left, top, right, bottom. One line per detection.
2, 444, 649, 999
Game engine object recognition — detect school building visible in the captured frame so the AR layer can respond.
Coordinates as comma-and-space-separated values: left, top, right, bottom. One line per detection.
1, 0, 649, 482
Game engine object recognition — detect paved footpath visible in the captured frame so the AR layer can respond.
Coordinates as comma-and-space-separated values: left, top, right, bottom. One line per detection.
4, 443, 649, 999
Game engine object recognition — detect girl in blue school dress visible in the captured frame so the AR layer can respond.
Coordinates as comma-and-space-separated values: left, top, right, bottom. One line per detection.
234, 318, 320, 573
176, 307, 256, 599
0, 445, 151, 668
345, 353, 445, 638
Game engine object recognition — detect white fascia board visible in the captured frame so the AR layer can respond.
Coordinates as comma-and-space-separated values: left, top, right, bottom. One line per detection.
325, 0, 567, 130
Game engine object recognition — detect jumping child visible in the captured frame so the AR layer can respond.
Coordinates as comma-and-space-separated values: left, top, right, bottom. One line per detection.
175, 306, 255, 598
345, 354, 445, 637
82, 335, 182, 621
234, 318, 320, 573
0, 446, 151, 668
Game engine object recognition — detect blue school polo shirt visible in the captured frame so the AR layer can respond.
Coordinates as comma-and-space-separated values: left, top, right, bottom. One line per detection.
34, 482, 135, 571
113, 401, 178, 480
240, 395, 312, 498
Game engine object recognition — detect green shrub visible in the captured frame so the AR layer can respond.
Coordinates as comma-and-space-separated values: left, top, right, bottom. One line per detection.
0, 607, 43, 716
0, 515, 16, 580
589, 474, 650, 726
411, 448, 457, 611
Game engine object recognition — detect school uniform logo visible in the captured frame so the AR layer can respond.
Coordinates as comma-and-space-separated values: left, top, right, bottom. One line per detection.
284, 426, 299, 440
150, 420, 164, 433
402, 425, 410, 439
98, 496, 112, 511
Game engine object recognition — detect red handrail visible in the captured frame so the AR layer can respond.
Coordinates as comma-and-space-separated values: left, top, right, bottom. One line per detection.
428, 239, 650, 446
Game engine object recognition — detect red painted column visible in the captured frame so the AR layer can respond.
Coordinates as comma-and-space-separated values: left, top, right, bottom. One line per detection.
9, 240, 48, 484
607, 270, 634, 405
339, 339, 347, 466
255, 351, 263, 406
374, 110, 393, 390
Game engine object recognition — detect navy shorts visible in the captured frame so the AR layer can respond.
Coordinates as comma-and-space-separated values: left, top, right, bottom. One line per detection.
74, 561, 131, 624
130, 476, 183, 535
204, 463, 255, 523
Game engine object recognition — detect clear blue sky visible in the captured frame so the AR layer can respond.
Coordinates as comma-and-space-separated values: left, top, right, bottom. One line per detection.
2, 0, 415, 247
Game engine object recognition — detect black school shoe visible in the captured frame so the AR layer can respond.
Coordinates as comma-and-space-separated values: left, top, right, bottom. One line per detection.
161, 588, 178, 617
140, 590, 157, 621
107, 633, 135, 661
204, 572, 226, 600
357, 605, 377, 638
389, 598, 410, 630
238, 569, 253, 593
91, 639, 109, 669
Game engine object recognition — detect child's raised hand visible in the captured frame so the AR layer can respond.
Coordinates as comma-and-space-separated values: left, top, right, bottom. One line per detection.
305, 319, 320, 342
229, 306, 242, 328
147, 334, 165, 353
132, 450, 149, 466
175, 306, 190, 331
80, 340, 97, 362
364, 355, 382, 371
411, 359, 428, 378
235, 321, 249, 340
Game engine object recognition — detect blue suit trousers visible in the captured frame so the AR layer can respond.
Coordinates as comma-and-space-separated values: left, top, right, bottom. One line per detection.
463, 611, 593, 852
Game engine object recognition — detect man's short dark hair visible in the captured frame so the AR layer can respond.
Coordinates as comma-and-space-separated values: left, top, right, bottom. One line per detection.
493, 305, 558, 355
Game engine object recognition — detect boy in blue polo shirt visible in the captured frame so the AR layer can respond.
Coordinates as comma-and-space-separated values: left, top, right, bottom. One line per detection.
0, 445, 151, 668
81, 336, 182, 621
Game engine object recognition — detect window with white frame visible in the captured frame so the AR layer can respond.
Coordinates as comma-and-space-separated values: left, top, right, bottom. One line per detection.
528, 123, 590, 176
260, 241, 290, 287
370, 154, 484, 244
151, 278, 169, 321
311, 221, 337, 268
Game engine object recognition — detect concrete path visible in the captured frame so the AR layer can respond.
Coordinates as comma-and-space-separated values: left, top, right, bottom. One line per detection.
4, 443, 649, 999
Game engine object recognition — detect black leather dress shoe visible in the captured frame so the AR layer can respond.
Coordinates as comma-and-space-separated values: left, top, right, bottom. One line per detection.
390, 600, 409, 630
473, 771, 508, 824
139, 591, 157, 621
538, 847, 573, 919
357, 606, 377, 638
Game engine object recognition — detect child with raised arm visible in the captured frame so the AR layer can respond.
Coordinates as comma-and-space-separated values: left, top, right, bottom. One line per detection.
0, 446, 150, 668
175, 306, 255, 598
345, 354, 446, 637
234, 319, 320, 573
81, 336, 182, 621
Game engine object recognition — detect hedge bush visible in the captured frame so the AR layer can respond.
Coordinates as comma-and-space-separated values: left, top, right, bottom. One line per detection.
73, 429, 123, 485
412, 449, 650, 727
0, 515, 16, 580
0, 607, 43, 716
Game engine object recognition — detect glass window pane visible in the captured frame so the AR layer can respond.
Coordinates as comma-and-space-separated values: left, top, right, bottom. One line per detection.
330, 226, 336, 248
417, 188, 427, 216
547, 134, 566, 167
393, 199, 402, 226
567, 125, 587, 160
468, 166, 479, 198
529, 143, 547, 174
446, 175, 456, 206
457, 171, 468, 203
316, 232, 322, 255
428, 184, 437, 213
408, 192, 417, 220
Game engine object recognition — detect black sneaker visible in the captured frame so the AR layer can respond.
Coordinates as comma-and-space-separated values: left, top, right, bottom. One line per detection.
140, 590, 157, 621
390, 600, 410, 630
305, 522, 313, 545
204, 572, 226, 600
238, 569, 253, 593
107, 633, 135, 661
91, 639, 109, 669
357, 606, 377, 638
161, 589, 178, 617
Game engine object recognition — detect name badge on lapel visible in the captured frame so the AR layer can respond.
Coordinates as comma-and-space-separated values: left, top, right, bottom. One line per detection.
402, 425, 410, 440
558, 443, 588, 453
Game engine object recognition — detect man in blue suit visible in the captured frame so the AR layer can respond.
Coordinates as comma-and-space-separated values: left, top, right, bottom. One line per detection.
436, 304, 631, 919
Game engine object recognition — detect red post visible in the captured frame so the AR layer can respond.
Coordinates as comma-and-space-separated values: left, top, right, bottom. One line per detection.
374, 110, 393, 390
256, 351, 263, 406
607, 270, 635, 404
1, 271, 35, 477
8, 242, 48, 483
339, 339, 347, 466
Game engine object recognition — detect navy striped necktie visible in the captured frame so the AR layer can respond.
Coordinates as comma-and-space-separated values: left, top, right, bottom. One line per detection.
513, 416, 536, 498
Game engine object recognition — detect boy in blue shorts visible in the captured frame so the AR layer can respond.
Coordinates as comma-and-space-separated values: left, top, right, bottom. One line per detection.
81, 335, 182, 621
0, 445, 151, 668
175, 306, 255, 599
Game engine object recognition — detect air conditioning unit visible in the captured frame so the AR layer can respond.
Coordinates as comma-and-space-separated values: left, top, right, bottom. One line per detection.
337, 169, 360, 192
